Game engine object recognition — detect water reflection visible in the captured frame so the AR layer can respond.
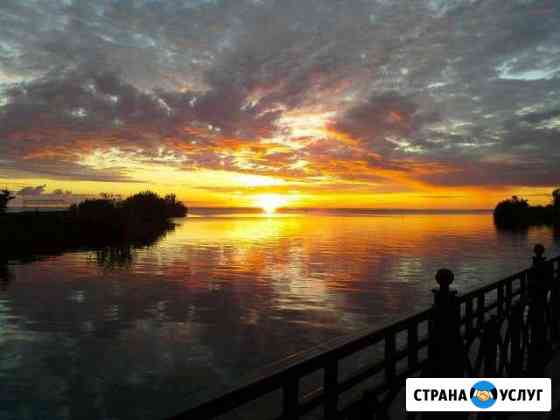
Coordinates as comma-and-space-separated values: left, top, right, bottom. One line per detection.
95, 245, 135, 270
554, 224, 560, 244
1, 212, 560, 419
1, 259, 12, 290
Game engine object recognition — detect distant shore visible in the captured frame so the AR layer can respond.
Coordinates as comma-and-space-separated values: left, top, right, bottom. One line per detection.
1, 191, 187, 261
186, 207, 493, 215
494, 190, 560, 228
7, 207, 494, 214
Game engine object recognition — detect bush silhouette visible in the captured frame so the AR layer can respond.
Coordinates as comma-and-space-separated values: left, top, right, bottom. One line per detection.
2, 190, 187, 259
553, 189, 560, 209
69, 191, 187, 223
122, 191, 168, 222
164, 194, 188, 217
0, 189, 15, 213
70, 198, 118, 220
494, 190, 560, 228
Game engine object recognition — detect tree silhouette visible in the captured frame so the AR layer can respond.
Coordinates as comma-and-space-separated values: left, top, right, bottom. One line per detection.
553, 188, 560, 208
5, 190, 184, 261
164, 193, 188, 217
493, 195, 530, 227
0, 189, 15, 213
494, 190, 560, 228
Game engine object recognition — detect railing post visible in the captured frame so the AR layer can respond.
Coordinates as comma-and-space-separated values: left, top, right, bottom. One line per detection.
509, 302, 523, 377
358, 389, 379, 420
482, 316, 498, 376
527, 244, 550, 376
506, 280, 513, 309
520, 271, 527, 301
497, 285, 504, 318
465, 299, 473, 338
408, 323, 419, 370
385, 332, 396, 385
424, 269, 465, 378
324, 361, 339, 420
477, 293, 485, 330
549, 257, 560, 339
282, 376, 299, 420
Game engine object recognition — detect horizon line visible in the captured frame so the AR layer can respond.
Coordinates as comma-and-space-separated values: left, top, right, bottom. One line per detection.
189, 207, 494, 211
7, 205, 494, 211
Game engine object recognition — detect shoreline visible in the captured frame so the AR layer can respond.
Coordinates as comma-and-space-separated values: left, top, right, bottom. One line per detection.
1, 211, 175, 262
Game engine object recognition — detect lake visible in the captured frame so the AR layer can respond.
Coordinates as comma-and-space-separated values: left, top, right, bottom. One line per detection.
1, 210, 559, 419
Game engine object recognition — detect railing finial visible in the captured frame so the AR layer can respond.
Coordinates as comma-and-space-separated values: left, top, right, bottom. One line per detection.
533, 244, 546, 266
435, 268, 454, 293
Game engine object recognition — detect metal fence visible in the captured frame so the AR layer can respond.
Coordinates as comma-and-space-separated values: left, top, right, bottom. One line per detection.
170, 248, 560, 420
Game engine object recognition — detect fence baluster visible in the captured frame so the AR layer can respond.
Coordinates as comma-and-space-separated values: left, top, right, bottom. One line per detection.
498, 285, 504, 318
385, 332, 396, 386
282, 377, 299, 420
408, 323, 418, 370
506, 281, 513, 309
477, 293, 485, 330
509, 303, 523, 376
483, 316, 498, 376
520, 271, 527, 300
324, 361, 339, 420
465, 298, 473, 338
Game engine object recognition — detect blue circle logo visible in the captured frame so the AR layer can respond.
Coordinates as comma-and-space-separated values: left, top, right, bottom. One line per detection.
470, 381, 498, 409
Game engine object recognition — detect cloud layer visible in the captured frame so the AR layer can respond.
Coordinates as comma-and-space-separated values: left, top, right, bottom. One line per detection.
1, 0, 560, 197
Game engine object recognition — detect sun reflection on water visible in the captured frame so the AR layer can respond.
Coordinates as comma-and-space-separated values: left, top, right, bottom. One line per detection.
2, 212, 560, 419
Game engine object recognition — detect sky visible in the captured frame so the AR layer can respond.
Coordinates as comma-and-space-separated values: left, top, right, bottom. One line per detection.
1, 0, 559, 209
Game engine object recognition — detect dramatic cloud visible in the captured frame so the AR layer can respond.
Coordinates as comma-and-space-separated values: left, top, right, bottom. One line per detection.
1, 0, 559, 201
17, 185, 46, 196
11, 184, 101, 206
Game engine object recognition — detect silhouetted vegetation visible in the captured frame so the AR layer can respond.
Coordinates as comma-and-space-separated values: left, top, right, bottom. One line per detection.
163, 193, 189, 217
553, 188, 560, 208
1, 191, 186, 260
0, 189, 15, 213
494, 189, 560, 228
0, 259, 12, 291
69, 191, 188, 221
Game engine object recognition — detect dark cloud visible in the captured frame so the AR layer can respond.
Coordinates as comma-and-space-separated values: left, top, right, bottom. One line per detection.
331, 93, 425, 157
519, 109, 560, 124
16, 185, 74, 198
0, 0, 560, 189
17, 185, 46, 196
10, 184, 105, 206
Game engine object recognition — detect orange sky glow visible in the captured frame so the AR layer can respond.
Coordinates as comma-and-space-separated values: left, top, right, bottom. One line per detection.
2, 1, 559, 210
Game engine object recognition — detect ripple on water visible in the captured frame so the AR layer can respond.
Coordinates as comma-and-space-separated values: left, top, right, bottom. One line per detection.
2, 212, 559, 419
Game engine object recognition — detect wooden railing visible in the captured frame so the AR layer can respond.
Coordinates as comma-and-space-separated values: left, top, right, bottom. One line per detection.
170, 249, 560, 420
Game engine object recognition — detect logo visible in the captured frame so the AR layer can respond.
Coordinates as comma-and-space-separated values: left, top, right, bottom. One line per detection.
406, 378, 551, 412
470, 381, 498, 409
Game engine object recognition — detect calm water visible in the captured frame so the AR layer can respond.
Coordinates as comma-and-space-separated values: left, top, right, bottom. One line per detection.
1, 210, 559, 419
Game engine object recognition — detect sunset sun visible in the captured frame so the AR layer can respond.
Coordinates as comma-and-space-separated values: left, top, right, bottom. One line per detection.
254, 194, 290, 214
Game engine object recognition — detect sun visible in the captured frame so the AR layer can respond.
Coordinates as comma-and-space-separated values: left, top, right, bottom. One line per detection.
254, 194, 290, 214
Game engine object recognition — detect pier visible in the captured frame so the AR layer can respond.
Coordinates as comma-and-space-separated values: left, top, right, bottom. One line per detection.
171, 246, 560, 419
